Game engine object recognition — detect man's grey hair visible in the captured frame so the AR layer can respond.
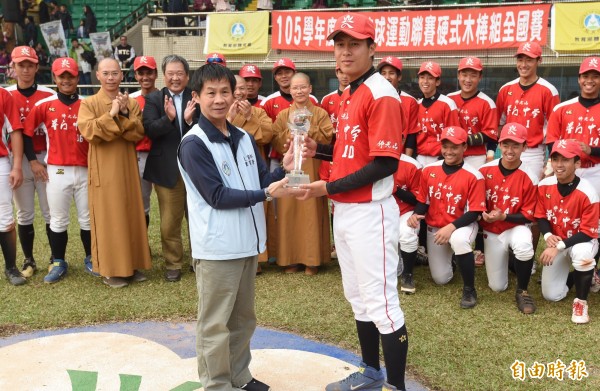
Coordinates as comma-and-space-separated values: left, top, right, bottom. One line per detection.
162, 55, 190, 75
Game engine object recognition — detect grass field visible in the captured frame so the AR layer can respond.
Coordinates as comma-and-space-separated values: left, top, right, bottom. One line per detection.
0, 195, 598, 391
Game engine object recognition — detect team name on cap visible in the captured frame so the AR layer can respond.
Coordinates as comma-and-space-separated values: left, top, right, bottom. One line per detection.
522, 43, 532, 52
340, 15, 354, 29
20, 47, 32, 56
140, 56, 149, 63
245, 65, 257, 73
588, 58, 599, 69
557, 140, 568, 149
276, 59, 286, 66
465, 57, 475, 66
508, 124, 518, 135
446, 127, 456, 136
60, 59, 71, 68
385, 56, 393, 63
424, 61, 434, 70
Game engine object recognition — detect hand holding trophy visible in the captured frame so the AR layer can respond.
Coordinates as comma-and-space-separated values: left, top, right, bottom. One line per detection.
285, 107, 312, 188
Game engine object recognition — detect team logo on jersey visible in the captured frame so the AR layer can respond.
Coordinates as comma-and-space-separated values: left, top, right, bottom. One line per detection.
566, 110, 573, 115
546, 193, 551, 199
429, 172, 436, 178
274, 104, 279, 109
486, 174, 493, 179
328, 101, 334, 105
508, 91, 513, 96
222, 161, 231, 176
340, 15, 354, 30
49, 107, 56, 112
56, 169, 64, 175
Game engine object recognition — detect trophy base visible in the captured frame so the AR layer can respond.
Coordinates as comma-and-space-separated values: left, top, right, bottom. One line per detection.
285, 172, 310, 188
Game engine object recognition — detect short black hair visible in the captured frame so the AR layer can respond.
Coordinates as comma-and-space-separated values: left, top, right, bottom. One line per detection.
190, 63, 236, 94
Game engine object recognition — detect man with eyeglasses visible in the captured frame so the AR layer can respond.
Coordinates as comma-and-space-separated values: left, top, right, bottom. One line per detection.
78, 58, 151, 288
143, 55, 199, 282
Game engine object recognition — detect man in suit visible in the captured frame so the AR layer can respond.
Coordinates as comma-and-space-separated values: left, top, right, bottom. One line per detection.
143, 55, 198, 281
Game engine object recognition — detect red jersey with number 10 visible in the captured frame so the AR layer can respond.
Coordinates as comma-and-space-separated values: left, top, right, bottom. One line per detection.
24, 95, 88, 167
130, 90, 152, 152
479, 159, 538, 234
534, 176, 599, 240
496, 78, 559, 147
330, 72, 403, 203
546, 97, 600, 167
416, 160, 486, 228
0, 88, 23, 158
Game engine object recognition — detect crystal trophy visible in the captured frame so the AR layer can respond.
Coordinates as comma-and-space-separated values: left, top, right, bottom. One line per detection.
285, 107, 312, 188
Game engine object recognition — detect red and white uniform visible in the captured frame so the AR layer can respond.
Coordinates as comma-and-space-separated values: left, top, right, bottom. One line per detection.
332, 72, 404, 334
130, 90, 153, 215
400, 91, 419, 154
6, 84, 55, 226
1, 87, 23, 232
448, 90, 498, 166
319, 89, 344, 182
496, 78, 560, 147
416, 94, 459, 164
394, 154, 421, 253
25, 95, 89, 233
547, 97, 600, 194
496, 78, 560, 177
479, 159, 538, 291
535, 176, 599, 301
251, 95, 266, 108
417, 160, 486, 284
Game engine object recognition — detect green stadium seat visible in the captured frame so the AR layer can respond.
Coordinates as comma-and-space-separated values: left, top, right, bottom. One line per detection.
360, 0, 378, 6
294, 0, 312, 9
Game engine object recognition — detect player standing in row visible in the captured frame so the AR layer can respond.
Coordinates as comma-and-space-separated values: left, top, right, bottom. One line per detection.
377, 56, 419, 157
536, 140, 599, 324
408, 126, 486, 308
130, 55, 159, 228
1, 87, 25, 286
239, 64, 265, 107
496, 42, 560, 179
301, 14, 408, 391
6, 46, 56, 277
415, 61, 459, 166
479, 123, 538, 314
24, 58, 92, 283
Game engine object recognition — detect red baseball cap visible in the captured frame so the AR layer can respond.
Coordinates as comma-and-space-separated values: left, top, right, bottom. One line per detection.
206, 52, 227, 67
515, 42, 542, 59
327, 13, 375, 41
239, 64, 262, 79
441, 126, 467, 145
418, 61, 442, 78
499, 123, 527, 143
51, 57, 78, 76
579, 56, 600, 75
551, 139, 582, 159
134, 55, 157, 71
273, 58, 296, 73
377, 56, 403, 72
11, 46, 38, 64
458, 56, 483, 72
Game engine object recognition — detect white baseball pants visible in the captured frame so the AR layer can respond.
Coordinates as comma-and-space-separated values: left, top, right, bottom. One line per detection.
0, 157, 14, 232
137, 151, 152, 215
13, 152, 50, 225
46, 165, 89, 232
427, 223, 478, 285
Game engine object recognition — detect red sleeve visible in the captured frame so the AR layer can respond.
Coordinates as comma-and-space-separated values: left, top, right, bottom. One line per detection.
447, 104, 460, 127
23, 102, 42, 138
416, 167, 428, 204
367, 95, 403, 159
534, 185, 547, 220
544, 91, 560, 120
495, 89, 506, 126
467, 175, 487, 212
545, 107, 562, 144
580, 197, 599, 238
520, 178, 538, 221
407, 98, 419, 135
480, 101, 499, 140
409, 166, 422, 194
2, 89, 23, 132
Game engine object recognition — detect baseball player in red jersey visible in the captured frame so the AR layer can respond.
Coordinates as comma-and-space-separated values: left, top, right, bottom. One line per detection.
239, 64, 266, 107
130, 55, 158, 227
547, 56, 600, 195
377, 56, 419, 157
495, 42, 560, 179
300, 14, 408, 391
447, 57, 498, 168
1, 87, 25, 286
479, 123, 538, 314
24, 57, 92, 284
408, 126, 487, 308
6, 46, 56, 277
416, 61, 460, 166
536, 140, 599, 324
394, 154, 422, 293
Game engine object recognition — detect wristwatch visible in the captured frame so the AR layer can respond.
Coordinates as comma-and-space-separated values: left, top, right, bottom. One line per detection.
264, 188, 273, 202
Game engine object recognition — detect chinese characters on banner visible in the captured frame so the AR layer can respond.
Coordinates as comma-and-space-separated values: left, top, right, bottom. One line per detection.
271, 4, 551, 52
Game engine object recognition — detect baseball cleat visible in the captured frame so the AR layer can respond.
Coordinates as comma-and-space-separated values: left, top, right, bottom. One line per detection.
5, 267, 27, 286
382, 382, 399, 391
21, 257, 37, 278
473, 250, 485, 267
515, 289, 536, 314
572, 298, 589, 324
460, 287, 477, 309
83, 255, 100, 277
415, 246, 428, 266
400, 273, 416, 294
590, 270, 600, 293
325, 362, 385, 391
44, 260, 68, 284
